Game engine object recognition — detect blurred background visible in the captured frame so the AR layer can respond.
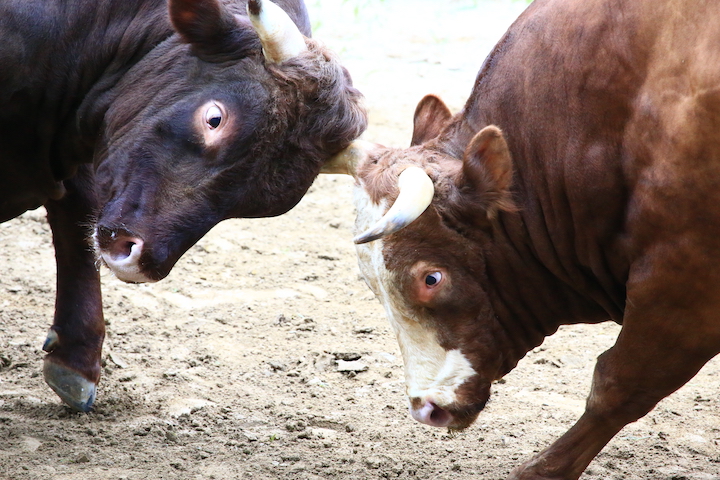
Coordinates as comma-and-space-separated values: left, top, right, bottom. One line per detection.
305, 0, 530, 145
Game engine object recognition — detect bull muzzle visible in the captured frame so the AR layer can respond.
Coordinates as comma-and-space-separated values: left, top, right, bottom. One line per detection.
94, 226, 156, 283
409, 396, 488, 431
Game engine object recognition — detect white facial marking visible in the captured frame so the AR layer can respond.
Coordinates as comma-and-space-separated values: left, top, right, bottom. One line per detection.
353, 183, 477, 408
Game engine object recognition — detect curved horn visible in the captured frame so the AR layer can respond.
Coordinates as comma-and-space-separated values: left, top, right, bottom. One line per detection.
247, 0, 308, 64
320, 140, 376, 176
354, 166, 435, 244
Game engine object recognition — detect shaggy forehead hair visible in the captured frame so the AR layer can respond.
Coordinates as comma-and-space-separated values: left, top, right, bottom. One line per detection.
266, 40, 367, 158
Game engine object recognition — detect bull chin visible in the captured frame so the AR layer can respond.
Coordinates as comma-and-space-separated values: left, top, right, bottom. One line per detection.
446, 399, 488, 432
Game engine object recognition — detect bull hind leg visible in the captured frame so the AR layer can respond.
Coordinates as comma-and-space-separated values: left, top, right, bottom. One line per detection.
507, 257, 720, 480
43, 165, 104, 412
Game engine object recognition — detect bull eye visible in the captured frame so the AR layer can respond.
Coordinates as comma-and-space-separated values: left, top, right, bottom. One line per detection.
205, 104, 223, 129
425, 272, 442, 287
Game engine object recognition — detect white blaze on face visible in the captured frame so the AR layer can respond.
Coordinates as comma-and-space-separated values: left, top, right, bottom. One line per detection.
353, 184, 476, 408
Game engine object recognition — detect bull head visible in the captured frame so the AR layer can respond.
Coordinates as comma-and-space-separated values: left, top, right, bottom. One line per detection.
322, 95, 517, 430
94, 0, 367, 283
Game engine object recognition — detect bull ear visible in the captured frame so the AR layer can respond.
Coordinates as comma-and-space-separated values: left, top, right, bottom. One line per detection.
410, 95, 453, 146
461, 126, 515, 217
169, 0, 257, 61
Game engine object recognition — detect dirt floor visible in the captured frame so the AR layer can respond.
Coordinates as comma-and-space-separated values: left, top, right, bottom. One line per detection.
1, 1, 720, 479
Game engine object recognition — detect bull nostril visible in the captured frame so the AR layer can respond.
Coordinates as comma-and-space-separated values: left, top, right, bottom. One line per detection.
109, 239, 139, 262
95, 226, 153, 283
95, 225, 144, 260
411, 401, 454, 428
429, 405, 452, 426
96, 227, 145, 265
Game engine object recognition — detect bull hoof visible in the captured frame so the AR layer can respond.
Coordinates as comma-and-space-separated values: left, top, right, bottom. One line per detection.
43, 359, 97, 412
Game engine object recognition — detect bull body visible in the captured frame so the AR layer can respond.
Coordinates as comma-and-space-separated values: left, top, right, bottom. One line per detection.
0, 0, 366, 411
336, 0, 720, 478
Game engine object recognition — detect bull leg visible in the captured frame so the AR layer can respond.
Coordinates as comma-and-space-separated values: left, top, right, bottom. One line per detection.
42, 165, 104, 412
507, 271, 720, 479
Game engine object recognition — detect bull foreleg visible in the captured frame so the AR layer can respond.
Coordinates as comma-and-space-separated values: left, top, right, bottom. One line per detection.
42, 164, 104, 412
507, 271, 720, 479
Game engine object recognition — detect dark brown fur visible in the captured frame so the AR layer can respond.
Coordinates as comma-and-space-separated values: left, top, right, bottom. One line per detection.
0, 0, 366, 411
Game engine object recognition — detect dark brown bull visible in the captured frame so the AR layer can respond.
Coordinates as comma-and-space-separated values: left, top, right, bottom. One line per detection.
0, 0, 366, 411
325, 0, 720, 478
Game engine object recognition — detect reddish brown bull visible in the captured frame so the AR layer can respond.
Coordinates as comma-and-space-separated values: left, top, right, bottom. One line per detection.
325, 0, 720, 477
0, 0, 365, 411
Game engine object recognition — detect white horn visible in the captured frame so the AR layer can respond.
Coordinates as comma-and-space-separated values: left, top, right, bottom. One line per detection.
247, 0, 308, 64
320, 140, 376, 176
354, 166, 435, 244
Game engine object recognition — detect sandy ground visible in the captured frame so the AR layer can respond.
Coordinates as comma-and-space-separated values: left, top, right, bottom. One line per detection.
1, 1, 720, 479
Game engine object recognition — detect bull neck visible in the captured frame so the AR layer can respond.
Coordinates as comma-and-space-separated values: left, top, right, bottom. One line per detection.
16, 0, 174, 174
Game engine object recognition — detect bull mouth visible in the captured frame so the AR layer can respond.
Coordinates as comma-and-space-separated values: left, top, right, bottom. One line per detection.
445, 399, 488, 431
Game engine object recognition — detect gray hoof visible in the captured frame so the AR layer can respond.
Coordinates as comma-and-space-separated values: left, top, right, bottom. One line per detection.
43, 359, 97, 412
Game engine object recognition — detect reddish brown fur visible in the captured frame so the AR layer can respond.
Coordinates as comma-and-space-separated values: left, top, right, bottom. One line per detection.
410, 94, 453, 147
354, 0, 720, 478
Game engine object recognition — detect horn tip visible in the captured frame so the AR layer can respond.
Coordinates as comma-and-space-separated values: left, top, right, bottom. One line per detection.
353, 233, 377, 245
354, 220, 402, 244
